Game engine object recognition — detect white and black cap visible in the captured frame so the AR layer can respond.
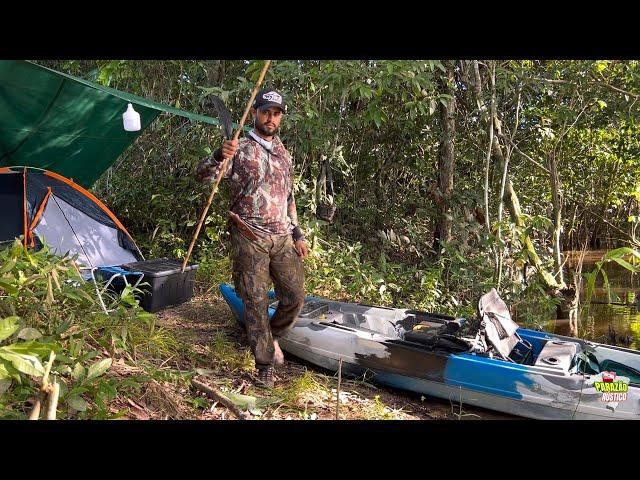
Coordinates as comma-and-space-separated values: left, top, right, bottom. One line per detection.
253, 88, 286, 112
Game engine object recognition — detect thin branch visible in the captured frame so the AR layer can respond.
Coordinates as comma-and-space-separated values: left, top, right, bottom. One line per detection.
524, 75, 640, 100
600, 82, 640, 100
483, 61, 495, 233
28, 398, 42, 420
30, 351, 56, 420
497, 79, 517, 287
510, 88, 522, 144
554, 100, 596, 153
46, 379, 60, 420
191, 378, 250, 420
498, 133, 551, 174
42, 351, 55, 387
529, 76, 570, 85
336, 357, 343, 420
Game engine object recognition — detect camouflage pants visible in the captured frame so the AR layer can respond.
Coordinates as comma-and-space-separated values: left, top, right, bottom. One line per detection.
230, 225, 305, 368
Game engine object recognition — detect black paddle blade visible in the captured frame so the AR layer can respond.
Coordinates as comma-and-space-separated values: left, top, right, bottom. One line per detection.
209, 95, 234, 140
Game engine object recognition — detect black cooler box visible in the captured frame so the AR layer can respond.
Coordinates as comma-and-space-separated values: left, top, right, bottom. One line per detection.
121, 258, 199, 312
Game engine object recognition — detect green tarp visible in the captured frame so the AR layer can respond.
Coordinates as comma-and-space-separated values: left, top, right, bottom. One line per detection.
0, 60, 225, 187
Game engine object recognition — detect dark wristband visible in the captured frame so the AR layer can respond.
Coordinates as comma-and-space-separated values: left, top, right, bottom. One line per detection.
292, 226, 305, 242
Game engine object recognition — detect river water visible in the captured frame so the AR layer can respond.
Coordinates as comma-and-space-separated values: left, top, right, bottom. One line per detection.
544, 250, 640, 350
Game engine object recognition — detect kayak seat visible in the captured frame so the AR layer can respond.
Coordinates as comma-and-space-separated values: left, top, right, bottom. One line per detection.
403, 319, 471, 352
478, 289, 530, 363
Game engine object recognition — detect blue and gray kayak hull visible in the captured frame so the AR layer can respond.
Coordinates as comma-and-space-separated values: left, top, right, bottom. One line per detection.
219, 283, 640, 420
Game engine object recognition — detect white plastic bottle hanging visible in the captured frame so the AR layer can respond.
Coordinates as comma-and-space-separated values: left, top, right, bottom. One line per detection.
122, 103, 141, 131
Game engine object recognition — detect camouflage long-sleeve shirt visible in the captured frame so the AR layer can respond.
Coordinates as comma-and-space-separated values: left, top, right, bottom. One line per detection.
196, 131, 304, 240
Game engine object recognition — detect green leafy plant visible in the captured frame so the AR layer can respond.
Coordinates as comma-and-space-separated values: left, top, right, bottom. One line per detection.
584, 247, 640, 307
0, 240, 174, 419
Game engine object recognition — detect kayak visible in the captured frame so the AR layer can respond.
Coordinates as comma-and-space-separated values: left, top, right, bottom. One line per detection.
220, 283, 640, 420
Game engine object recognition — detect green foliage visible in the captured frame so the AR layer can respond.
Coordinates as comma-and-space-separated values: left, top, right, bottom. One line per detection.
273, 369, 326, 405
33, 59, 640, 350
5, 58, 638, 422
0, 240, 169, 419
363, 395, 397, 420
584, 248, 640, 308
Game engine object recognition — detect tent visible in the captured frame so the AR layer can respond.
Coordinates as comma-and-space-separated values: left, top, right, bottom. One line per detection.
0, 61, 232, 311
0, 166, 142, 269
0, 60, 235, 188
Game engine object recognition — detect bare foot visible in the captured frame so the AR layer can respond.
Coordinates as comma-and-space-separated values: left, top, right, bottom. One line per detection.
273, 339, 285, 365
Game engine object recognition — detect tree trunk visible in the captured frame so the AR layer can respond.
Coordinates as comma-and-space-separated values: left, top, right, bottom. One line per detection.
434, 61, 456, 252
206, 60, 225, 85
548, 151, 564, 286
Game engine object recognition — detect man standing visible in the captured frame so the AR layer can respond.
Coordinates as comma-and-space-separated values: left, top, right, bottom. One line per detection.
196, 88, 308, 388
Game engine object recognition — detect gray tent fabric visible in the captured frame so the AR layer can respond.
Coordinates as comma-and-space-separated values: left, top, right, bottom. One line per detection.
478, 288, 521, 360
0, 167, 142, 268
34, 194, 138, 268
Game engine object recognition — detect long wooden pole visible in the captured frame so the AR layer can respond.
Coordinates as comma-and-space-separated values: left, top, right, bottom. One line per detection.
181, 60, 272, 272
